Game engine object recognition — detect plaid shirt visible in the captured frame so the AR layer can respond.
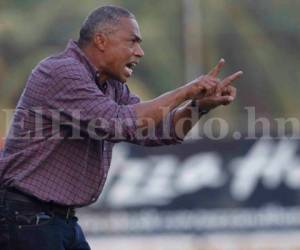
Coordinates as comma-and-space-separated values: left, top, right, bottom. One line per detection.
0, 40, 181, 206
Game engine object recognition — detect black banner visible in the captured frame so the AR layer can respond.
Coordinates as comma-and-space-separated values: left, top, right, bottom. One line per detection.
79, 138, 300, 235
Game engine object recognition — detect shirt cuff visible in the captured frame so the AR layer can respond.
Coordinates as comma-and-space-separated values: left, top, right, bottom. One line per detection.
167, 109, 184, 143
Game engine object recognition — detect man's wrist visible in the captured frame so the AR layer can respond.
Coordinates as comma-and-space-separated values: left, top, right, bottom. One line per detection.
180, 85, 192, 101
191, 100, 210, 115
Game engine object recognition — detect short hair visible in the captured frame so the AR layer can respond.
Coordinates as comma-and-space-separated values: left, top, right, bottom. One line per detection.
78, 5, 135, 47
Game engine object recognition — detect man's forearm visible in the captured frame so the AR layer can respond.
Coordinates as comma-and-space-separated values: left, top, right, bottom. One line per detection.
172, 101, 206, 140
132, 74, 219, 128
133, 86, 190, 127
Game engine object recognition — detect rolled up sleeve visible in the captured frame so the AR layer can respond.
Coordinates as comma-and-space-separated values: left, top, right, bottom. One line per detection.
118, 83, 183, 146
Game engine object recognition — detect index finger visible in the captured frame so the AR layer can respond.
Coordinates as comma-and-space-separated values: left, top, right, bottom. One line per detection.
221, 70, 243, 88
208, 58, 225, 77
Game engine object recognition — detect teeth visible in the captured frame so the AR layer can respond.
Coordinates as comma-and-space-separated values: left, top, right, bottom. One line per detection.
125, 62, 138, 77
125, 66, 133, 76
127, 62, 137, 69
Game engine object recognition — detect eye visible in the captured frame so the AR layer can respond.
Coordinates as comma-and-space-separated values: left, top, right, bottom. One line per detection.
127, 39, 136, 47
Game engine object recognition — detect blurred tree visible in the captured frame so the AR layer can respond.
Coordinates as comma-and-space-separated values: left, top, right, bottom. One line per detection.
1, 0, 300, 136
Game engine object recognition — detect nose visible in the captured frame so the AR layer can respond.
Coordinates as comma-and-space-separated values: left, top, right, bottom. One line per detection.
135, 44, 144, 58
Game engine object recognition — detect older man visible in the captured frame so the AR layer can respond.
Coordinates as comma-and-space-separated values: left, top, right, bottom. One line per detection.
0, 5, 242, 250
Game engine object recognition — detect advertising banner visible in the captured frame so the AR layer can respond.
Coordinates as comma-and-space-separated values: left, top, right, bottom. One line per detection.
79, 138, 300, 236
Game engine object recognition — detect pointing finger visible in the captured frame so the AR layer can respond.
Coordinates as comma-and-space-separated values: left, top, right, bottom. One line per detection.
221, 70, 243, 87
208, 58, 225, 77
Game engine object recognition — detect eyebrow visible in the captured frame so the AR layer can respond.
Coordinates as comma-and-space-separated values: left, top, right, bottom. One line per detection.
133, 34, 142, 43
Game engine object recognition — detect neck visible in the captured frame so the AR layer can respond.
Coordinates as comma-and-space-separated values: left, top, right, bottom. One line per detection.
80, 44, 109, 85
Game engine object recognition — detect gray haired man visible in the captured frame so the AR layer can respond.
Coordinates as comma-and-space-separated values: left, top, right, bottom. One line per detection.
0, 5, 242, 250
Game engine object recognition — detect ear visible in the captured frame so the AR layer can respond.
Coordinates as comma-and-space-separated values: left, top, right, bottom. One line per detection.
93, 32, 108, 52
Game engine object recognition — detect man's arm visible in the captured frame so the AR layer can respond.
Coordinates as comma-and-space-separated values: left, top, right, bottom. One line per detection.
129, 59, 242, 142
43, 59, 240, 142
133, 74, 218, 127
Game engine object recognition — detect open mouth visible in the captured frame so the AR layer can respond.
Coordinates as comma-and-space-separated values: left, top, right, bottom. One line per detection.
125, 62, 138, 72
124, 61, 138, 77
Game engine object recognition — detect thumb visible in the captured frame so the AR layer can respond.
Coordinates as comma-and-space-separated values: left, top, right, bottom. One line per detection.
215, 95, 234, 105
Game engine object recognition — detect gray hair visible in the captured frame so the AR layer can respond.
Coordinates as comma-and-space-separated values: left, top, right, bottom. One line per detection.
78, 5, 135, 47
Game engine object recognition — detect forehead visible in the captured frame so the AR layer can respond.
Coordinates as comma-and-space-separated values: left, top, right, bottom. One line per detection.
114, 17, 141, 38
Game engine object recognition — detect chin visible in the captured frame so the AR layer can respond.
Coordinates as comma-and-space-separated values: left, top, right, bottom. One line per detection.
111, 74, 128, 83
118, 75, 129, 83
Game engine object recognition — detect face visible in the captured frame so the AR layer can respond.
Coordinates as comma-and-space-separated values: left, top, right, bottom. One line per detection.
98, 17, 144, 83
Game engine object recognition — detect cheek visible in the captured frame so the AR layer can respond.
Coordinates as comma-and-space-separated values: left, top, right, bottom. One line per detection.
115, 50, 132, 66
106, 46, 132, 70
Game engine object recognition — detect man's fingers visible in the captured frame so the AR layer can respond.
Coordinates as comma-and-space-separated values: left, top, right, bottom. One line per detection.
196, 95, 234, 110
196, 76, 219, 96
215, 84, 223, 97
208, 58, 225, 77
221, 70, 243, 87
198, 82, 216, 97
222, 86, 236, 98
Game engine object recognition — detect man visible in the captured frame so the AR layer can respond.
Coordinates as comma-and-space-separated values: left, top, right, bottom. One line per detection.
0, 5, 242, 250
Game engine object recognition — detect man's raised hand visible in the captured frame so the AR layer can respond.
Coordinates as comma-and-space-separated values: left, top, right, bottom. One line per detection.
194, 59, 243, 111
184, 59, 226, 100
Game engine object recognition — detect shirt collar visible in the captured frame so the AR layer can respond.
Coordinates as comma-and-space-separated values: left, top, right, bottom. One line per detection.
64, 39, 99, 78
64, 40, 108, 92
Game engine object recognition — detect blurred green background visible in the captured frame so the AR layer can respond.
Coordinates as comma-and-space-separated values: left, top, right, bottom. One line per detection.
0, 0, 299, 141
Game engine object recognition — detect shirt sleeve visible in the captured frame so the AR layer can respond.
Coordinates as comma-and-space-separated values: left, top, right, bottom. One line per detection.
116, 81, 183, 146
41, 62, 139, 142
